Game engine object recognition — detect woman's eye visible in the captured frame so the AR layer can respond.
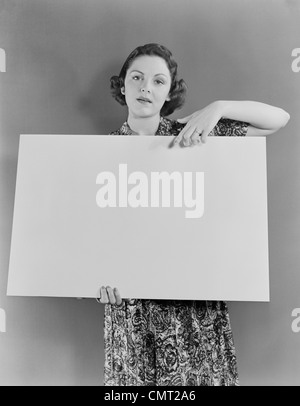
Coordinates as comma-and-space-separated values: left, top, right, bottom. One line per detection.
155, 80, 164, 85
132, 76, 141, 80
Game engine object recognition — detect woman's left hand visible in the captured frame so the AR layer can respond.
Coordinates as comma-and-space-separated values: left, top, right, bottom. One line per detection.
174, 101, 223, 147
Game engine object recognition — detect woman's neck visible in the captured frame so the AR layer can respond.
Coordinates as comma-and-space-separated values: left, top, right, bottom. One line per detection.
127, 114, 161, 135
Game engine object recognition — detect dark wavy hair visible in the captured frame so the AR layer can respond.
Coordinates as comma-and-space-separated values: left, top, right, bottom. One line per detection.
110, 43, 187, 117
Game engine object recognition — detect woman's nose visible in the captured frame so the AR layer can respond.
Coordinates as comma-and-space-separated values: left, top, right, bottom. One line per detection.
140, 80, 151, 94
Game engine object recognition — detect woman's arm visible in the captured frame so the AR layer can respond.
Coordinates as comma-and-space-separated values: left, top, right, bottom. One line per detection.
175, 100, 290, 146
219, 100, 290, 136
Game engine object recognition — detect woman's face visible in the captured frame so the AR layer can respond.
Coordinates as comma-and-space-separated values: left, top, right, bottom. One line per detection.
122, 55, 172, 119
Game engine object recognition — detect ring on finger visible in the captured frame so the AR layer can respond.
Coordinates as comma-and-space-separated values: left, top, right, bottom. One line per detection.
192, 133, 201, 143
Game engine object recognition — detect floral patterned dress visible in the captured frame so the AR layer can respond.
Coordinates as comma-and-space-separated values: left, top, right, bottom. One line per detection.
104, 116, 248, 386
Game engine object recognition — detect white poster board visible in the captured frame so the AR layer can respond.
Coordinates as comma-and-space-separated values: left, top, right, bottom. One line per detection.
7, 134, 269, 301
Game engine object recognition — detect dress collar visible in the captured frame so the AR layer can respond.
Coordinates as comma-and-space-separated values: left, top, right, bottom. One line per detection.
119, 116, 172, 135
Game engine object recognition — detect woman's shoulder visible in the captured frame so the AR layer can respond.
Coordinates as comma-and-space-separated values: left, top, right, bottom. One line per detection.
109, 122, 129, 135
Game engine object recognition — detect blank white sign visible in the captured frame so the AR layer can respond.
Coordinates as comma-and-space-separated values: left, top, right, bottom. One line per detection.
7, 135, 269, 301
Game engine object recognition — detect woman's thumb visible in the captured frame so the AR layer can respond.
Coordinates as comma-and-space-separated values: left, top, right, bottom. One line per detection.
177, 114, 192, 123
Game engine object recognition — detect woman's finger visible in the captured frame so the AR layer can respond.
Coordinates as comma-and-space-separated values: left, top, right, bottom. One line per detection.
183, 127, 202, 147
201, 128, 211, 144
191, 131, 201, 145
100, 286, 109, 304
106, 286, 116, 305
174, 124, 191, 146
178, 125, 194, 146
114, 288, 123, 306
183, 129, 193, 146
175, 123, 206, 147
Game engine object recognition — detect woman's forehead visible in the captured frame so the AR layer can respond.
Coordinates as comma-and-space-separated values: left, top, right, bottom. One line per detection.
128, 55, 170, 76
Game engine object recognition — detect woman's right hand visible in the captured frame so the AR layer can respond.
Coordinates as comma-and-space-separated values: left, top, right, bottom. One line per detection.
98, 286, 122, 305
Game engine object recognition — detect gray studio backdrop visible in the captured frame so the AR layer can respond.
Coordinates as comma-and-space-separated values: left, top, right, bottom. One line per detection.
0, 0, 299, 386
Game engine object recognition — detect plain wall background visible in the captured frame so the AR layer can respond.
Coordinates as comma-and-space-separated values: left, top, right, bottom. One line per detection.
0, 0, 299, 385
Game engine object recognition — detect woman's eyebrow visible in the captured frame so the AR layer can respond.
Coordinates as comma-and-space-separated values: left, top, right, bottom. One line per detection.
129, 69, 168, 77
129, 70, 144, 75
155, 73, 168, 78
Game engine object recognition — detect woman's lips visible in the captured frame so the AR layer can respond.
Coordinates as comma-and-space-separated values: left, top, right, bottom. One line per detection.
137, 98, 152, 104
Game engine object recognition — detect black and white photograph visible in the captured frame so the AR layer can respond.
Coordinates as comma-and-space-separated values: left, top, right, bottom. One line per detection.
0, 0, 299, 387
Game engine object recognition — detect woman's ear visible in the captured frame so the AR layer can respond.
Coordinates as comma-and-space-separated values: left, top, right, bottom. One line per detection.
166, 94, 171, 102
121, 87, 125, 95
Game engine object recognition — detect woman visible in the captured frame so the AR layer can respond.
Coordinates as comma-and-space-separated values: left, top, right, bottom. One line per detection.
98, 43, 290, 386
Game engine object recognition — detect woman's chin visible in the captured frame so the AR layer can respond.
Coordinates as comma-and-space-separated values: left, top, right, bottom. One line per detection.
130, 109, 159, 119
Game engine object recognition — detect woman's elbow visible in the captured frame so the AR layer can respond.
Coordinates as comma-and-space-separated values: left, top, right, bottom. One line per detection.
278, 109, 290, 128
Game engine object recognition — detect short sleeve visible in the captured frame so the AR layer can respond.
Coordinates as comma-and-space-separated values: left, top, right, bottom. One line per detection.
210, 118, 249, 137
